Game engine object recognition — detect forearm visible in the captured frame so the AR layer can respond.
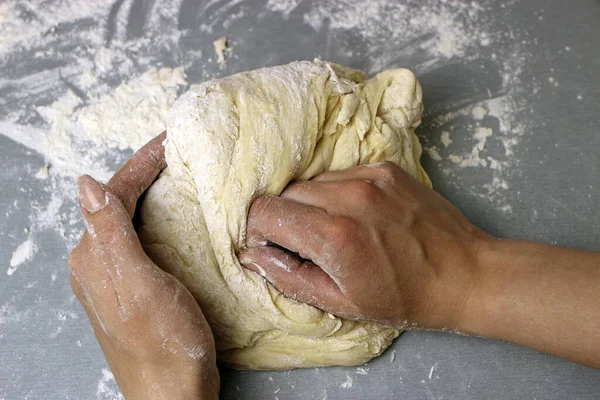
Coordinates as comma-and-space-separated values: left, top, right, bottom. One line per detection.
461, 238, 600, 368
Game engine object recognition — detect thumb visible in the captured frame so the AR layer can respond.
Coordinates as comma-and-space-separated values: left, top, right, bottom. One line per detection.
76, 175, 149, 289
238, 246, 348, 315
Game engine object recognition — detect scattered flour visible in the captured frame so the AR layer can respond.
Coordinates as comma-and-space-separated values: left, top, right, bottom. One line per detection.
340, 373, 353, 389
35, 67, 188, 180
428, 363, 439, 380
7, 236, 37, 276
96, 368, 124, 400
356, 366, 369, 375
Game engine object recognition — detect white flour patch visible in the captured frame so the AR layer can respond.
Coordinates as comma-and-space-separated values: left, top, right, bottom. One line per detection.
96, 368, 124, 400
0, 299, 32, 325
340, 373, 353, 389
428, 362, 438, 380
356, 366, 369, 375
0, 1, 112, 56
7, 236, 37, 275
37, 67, 187, 181
421, 43, 532, 213
43, 67, 187, 152
279, 0, 494, 73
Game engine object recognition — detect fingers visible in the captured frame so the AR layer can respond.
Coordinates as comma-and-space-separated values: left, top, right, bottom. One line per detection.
279, 181, 341, 209
281, 179, 382, 214
238, 246, 349, 314
312, 161, 403, 185
108, 131, 167, 217
246, 195, 337, 264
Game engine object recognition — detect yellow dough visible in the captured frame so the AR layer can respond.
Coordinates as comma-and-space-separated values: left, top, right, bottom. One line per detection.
139, 60, 431, 370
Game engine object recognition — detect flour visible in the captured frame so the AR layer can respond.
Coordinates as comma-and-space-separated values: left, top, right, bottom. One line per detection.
340, 373, 353, 389
356, 366, 369, 375
0, 1, 112, 56
43, 66, 187, 152
7, 236, 37, 276
428, 363, 439, 380
0, 299, 32, 325
287, 0, 491, 73
96, 369, 124, 400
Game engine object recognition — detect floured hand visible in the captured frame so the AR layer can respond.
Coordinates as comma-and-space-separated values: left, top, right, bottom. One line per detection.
240, 161, 485, 330
69, 132, 219, 400
240, 161, 600, 369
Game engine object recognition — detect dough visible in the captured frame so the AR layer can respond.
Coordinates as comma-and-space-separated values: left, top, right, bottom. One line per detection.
139, 60, 431, 370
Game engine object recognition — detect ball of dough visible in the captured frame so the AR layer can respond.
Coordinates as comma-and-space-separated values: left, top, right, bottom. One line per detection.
139, 60, 431, 370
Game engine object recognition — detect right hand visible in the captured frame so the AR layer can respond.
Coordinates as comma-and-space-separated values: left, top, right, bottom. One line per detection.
239, 161, 488, 330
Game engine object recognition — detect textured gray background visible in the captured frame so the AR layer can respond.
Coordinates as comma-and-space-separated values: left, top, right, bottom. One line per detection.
1, 0, 599, 399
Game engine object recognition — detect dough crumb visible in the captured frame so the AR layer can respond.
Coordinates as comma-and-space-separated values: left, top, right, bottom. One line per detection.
35, 164, 50, 179
213, 37, 229, 65
425, 146, 442, 161
448, 154, 463, 164
440, 131, 452, 147
471, 105, 487, 120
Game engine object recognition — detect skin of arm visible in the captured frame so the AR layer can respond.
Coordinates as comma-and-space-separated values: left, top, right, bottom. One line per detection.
239, 161, 600, 369
464, 239, 600, 368
69, 132, 220, 399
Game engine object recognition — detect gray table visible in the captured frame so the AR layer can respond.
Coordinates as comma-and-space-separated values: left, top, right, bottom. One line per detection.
1, 0, 599, 399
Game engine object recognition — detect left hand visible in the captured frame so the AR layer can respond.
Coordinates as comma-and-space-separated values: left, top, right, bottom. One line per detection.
69, 132, 219, 400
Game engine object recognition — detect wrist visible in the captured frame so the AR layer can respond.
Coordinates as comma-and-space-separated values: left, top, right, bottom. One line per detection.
455, 236, 521, 339
410, 231, 490, 332
122, 361, 220, 400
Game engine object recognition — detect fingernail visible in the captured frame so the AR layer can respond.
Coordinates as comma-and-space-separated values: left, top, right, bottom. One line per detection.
77, 175, 107, 214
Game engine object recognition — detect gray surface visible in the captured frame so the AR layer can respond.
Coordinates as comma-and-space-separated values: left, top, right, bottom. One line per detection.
1, 0, 600, 399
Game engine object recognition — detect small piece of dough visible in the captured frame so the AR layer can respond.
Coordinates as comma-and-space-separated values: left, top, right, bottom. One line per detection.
139, 60, 431, 370
213, 37, 228, 64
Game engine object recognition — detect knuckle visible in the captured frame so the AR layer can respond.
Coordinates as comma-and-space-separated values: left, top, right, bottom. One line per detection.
96, 223, 131, 249
327, 216, 359, 248
347, 179, 381, 204
251, 195, 278, 216
375, 161, 399, 180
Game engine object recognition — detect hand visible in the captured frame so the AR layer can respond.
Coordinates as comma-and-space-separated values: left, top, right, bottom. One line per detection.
239, 161, 487, 330
240, 161, 600, 369
69, 133, 219, 400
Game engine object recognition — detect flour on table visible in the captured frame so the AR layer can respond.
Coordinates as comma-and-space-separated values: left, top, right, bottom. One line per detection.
7, 236, 37, 276
96, 368, 124, 400
37, 67, 187, 180
340, 373, 354, 389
